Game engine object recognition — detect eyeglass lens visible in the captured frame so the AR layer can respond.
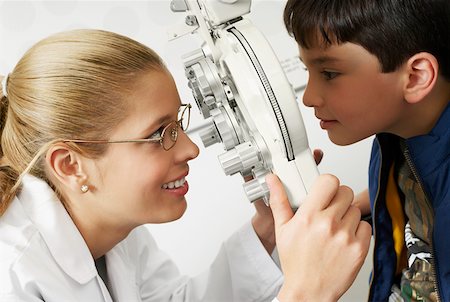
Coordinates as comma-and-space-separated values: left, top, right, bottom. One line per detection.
161, 105, 191, 150
179, 104, 191, 131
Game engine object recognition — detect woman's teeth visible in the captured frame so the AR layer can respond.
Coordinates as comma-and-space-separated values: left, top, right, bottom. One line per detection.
162, 177, 186, 189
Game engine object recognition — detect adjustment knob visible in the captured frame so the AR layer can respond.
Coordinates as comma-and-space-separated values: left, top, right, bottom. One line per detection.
211, 107, 239, 150
199, 122, 221, 147
204, 95, 216, 106
219, 141, 260, 176
243, 177, 269, 204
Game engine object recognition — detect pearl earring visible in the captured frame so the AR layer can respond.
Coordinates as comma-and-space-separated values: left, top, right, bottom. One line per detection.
80, 184, 89, 193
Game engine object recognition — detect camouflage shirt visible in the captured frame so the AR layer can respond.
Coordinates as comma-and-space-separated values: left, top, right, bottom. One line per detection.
389, 143, 437, 302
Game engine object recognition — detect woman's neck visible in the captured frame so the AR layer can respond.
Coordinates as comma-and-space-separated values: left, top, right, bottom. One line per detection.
65, 203, 135, 259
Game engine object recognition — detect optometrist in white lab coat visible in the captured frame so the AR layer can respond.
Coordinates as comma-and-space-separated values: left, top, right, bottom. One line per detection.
0, 175, 283, 301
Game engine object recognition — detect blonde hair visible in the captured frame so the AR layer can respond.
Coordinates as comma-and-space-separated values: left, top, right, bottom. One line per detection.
0, 29, 166, 215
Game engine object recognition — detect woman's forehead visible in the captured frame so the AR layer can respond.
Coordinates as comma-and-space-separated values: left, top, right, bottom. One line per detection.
111, 71, 181, 136
128, 70, 180, 111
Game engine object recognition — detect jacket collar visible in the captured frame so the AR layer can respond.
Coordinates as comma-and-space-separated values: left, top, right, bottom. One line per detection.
405, 102, 450, 175
17, 174, 97, 284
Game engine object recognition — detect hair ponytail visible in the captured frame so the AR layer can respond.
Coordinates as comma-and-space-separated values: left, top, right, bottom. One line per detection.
0, 74, 20, 215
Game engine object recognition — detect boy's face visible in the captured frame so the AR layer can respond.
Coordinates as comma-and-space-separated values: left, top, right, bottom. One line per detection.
300, 42, 407, 145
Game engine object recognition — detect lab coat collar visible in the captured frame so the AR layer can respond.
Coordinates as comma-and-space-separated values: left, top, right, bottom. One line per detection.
17, 174, 97, 284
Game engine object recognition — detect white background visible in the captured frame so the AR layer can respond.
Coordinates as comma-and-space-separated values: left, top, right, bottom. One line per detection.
0, 1, 373, 301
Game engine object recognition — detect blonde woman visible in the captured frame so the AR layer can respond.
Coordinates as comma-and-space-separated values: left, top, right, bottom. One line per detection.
0, 29, 370, 302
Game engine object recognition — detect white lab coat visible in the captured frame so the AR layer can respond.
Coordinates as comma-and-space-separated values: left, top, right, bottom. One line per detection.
0, 175, 283, 301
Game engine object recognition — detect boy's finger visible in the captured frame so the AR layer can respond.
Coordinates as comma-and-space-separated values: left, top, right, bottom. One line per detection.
266, 173, 294, 229
356, 221, 372, 246
313, 149, 324, 165
340, 205, 362, 234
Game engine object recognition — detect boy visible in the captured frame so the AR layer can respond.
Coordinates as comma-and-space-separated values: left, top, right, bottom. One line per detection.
283, 0, 450, 301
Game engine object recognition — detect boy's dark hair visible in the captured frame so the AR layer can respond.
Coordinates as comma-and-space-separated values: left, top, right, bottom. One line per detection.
284, 0, 450, 80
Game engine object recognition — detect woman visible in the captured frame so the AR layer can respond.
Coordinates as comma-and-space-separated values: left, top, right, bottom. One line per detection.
0, 29, 370, 302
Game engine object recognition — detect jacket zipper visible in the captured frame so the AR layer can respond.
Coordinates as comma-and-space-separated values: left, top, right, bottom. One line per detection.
367, 139, 382, 302
402, 141, 441, 302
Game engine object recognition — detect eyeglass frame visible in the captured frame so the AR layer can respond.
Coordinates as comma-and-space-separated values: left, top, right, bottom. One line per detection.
63, 103, 191, 151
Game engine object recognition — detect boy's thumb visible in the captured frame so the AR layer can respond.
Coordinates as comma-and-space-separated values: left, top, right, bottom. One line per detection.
266, 173, 294, 229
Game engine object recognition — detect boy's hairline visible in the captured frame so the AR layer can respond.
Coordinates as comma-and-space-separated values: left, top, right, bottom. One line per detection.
296, 38, 408, 75
289, 13, 448, 80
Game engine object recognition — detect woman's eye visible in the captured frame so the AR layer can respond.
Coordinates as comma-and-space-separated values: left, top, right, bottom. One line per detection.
321, 71, 340, 80
147, 127, 164, 140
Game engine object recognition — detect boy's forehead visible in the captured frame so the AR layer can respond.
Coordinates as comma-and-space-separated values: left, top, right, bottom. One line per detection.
299, 44, 342, 64
299, 42, 370, 65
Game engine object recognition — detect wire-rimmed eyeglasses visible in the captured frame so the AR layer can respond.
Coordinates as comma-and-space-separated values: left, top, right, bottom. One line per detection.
64, 103, 191, 151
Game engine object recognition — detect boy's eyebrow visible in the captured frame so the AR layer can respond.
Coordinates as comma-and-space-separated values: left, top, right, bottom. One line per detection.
299, 55, 341, 65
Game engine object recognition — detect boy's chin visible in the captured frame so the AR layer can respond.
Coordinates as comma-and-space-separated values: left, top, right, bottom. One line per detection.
328, 134, 368, 146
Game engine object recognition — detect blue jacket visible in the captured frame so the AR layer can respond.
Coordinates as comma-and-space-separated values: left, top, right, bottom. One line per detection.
367, 103, 450, 302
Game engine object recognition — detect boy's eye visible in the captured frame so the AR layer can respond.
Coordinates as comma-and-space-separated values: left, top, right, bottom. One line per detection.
300, 62, 308, 71
321, 71, 340, 80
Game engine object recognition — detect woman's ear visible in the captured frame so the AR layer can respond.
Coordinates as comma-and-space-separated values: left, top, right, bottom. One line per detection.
404, 52, 438, 104
45, 143, 88, 193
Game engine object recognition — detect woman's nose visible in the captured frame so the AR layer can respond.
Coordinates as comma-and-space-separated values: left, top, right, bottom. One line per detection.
176, 130, 200, 161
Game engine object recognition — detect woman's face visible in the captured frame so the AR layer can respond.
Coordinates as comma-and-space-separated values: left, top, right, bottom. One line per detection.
88, 70, 199, 228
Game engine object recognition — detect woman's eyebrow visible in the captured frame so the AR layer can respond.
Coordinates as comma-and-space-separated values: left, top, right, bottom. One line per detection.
138, 106, 181, 136
136, 102, 183, 136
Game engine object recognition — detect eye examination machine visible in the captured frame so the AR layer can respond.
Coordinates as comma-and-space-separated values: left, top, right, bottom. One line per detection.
168, 0, 319, 209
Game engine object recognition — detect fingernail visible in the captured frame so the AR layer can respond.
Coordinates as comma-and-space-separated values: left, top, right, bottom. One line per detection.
265, 173, 277, 188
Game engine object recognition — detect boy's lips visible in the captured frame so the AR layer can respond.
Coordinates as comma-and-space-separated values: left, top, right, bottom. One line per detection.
318, 118, 338, 130
315, 113, 338, 129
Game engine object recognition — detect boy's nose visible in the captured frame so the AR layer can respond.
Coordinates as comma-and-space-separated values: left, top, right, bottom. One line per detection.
302, 79, 322, 108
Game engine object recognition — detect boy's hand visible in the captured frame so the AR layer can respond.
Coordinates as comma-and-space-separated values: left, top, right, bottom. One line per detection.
268, 173, 372, 302
352, 189, 371, 217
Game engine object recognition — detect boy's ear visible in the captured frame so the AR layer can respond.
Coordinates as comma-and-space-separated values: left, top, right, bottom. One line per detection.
404, 52, 438, 104
45, 143, 88, 193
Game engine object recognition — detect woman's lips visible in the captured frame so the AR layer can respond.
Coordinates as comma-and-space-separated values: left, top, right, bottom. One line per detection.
163, 180, 189, 197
